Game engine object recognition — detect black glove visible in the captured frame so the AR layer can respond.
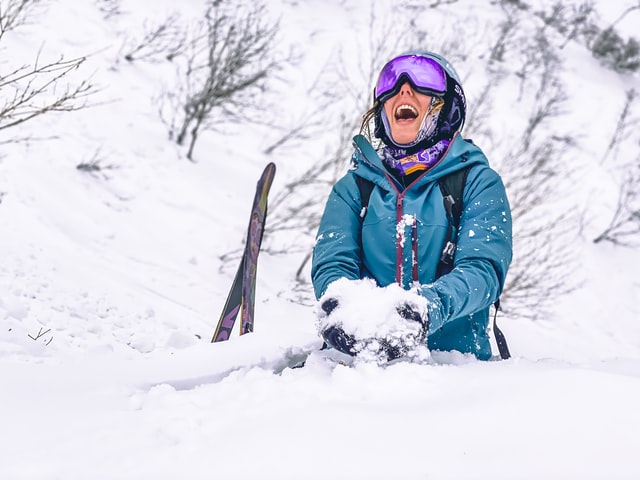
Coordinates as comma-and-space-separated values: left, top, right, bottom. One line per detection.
321, 297, 339, 316
380, 303, 429, 361
318, 298, 358, 356
321, 324, 358, 357
397, 302, 427, 328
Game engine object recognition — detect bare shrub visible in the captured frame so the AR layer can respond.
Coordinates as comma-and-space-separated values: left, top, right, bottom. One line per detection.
162, 0, 282, 161
593, 159, 640, 246
594, 89, 640, 246
96, 0, 121, 20
499, 134, 580, 320
590, 27, 640, 73
532, 1, 640, 73
535, 1, 596, 49
76, 147, 118, 177
0, 0, 96, 137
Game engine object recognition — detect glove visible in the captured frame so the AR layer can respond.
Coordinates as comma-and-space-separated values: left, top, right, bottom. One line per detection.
320, 297, 339, 316
397, 302, 428, 329
321, 324, 358, 357
317, 298, 358, 356
379, 303, 429, 361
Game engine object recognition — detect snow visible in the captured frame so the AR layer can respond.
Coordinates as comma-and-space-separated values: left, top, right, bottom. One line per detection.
1, 0, 640, 479
317, 278, 429, 362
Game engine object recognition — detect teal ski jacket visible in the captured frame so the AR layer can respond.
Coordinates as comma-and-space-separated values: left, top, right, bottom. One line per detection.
311, 133, 513, 360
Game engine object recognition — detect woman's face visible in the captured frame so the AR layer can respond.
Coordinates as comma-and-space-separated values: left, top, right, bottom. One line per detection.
382, 81, 433, 145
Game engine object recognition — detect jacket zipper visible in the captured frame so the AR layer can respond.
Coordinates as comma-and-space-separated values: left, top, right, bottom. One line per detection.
395, 193, 404, 285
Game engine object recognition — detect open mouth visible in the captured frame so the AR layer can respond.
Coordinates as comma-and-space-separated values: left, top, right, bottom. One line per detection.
395, 104, 418, 120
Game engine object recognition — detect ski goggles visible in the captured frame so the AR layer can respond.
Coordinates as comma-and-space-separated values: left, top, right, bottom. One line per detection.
374, 54, 447, 103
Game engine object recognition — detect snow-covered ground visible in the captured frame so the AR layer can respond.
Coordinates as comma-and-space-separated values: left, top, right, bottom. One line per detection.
1, 1, 639, 479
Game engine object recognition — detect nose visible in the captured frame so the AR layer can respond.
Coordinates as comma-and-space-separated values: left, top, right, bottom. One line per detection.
398, 81, 415, 96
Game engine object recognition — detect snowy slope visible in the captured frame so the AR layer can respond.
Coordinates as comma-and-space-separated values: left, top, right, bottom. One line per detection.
1, 1, 639, 479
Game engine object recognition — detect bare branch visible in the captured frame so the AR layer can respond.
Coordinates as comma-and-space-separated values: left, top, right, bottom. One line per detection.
0, 0, 41, 41
121, 13, 187, 63
602, 88, 637, 163
28, 327, 52, 345
0, 53, 96, 132
594, 154, 640, 246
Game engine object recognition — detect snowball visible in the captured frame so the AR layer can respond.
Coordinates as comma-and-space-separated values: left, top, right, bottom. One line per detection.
316, 278, 430, 362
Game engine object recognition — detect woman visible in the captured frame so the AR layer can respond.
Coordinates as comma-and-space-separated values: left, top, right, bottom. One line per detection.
311, 51, 513, 361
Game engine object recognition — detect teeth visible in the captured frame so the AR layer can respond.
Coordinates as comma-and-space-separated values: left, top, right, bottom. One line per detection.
395, 104, 418, 116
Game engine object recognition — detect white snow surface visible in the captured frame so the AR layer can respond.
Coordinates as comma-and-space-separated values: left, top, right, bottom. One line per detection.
1, 1, 640, 479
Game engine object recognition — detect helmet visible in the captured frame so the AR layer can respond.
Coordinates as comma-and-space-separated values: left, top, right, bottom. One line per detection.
373, 50, 466, 151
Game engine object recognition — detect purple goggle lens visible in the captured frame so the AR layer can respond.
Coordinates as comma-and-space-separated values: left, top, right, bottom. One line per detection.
375, 55, 446, 102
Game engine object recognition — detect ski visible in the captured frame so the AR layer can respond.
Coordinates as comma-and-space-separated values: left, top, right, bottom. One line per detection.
240, 162, 276, 336
211, 257, 244, 342
212, 162, 276, 342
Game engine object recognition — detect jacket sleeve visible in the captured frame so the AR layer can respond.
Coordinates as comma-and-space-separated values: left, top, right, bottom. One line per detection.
418, 166, 513, 332
311, 173, 364, 299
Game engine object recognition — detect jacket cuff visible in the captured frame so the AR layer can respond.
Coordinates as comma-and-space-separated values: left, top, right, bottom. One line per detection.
417, 286, 444, 334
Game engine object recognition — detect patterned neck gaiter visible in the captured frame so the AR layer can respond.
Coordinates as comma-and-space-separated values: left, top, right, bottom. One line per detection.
380, 139, 450, 176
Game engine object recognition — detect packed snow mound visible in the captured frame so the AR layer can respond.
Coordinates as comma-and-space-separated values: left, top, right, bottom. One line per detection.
317, 278, 430, 362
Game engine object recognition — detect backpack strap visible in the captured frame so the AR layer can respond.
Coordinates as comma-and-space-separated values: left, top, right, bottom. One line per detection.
438, 165, 511, 360
436, 166, 471, 278
355, 175, 375, 219
492, 300, 511, 360
351, 135, 378, 219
